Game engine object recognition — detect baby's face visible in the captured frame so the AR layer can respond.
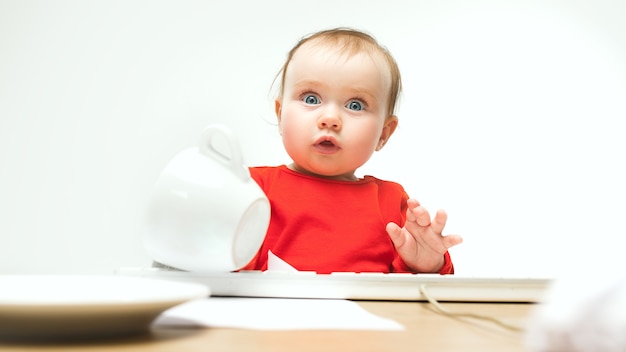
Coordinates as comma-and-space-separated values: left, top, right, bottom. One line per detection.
276, 42, 395, 180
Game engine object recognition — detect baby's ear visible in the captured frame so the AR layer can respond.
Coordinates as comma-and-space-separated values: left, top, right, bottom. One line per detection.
376, 116, 398, 151
275, 99, 283, 135
274, 99, 282, 121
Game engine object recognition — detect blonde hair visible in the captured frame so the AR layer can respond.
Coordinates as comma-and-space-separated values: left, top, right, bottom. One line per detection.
275, 28, 402, 117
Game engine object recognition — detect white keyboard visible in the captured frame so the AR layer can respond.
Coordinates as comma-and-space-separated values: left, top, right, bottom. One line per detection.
117, 267, 552, 303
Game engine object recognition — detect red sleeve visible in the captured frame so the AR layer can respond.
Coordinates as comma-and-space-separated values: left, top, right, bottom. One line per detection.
391, 251, 454, 274
438, 251, 454, 275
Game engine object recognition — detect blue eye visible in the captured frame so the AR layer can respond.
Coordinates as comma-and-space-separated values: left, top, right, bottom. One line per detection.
346, 101, 363, 111
303, 95, 320, 105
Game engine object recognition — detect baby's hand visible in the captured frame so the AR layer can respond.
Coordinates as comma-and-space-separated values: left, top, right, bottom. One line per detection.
386, 198, 463, 273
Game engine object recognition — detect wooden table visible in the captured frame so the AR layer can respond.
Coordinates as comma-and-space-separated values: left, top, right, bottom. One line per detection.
0, 301, 537, 352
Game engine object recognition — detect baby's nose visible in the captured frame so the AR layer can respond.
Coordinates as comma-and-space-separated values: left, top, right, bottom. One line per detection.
317, 107, 342, 129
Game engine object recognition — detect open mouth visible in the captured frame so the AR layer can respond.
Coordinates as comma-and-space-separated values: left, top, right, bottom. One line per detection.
314, 136, 340, 154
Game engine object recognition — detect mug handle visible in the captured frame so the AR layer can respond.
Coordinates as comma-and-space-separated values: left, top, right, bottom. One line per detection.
198, 124, 250, 182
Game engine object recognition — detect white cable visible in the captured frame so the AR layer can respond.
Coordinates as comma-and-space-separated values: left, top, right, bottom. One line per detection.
419, 284, 525, 332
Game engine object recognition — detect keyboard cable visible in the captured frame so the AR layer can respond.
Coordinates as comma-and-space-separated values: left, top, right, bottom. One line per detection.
419, 284, 525, 332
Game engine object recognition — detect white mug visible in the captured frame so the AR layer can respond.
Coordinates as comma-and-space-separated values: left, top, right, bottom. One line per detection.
143, 124, 270, 272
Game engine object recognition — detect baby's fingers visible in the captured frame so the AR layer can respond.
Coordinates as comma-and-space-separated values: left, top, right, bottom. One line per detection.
443, 234, 464, 249
411, 205, 432, 227
430, 209, 448, 234
386, 222, 406, 248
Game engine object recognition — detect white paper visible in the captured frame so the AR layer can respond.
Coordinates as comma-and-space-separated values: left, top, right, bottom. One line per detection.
267, 250, 298, 272
153, 297, 404, 331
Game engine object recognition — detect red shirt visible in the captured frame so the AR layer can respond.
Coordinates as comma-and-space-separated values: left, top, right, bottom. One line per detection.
240, 165, 454, 274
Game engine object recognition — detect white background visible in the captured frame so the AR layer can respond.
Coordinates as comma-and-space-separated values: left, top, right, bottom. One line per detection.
1, 0, 625, 277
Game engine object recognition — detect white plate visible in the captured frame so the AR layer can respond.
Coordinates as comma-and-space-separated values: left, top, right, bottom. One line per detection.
0, 275, 209, 340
